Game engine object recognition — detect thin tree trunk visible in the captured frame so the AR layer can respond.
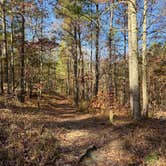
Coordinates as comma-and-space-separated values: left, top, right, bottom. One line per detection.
94, 3, 100, 96
74, 25, 79, 106
54, 63, 57, 92
20, 14, 25, 102
128, 0, 141, 119
0, 46, 4, 94
2, 0, 9, 93
11, 15, 15, 93
0, 58, 4, 94
108, 3, 114, 94
90, 0, 93, 97
0, 7, 4, 94
78, 25, 85, 100
113, 44, 117, 99
142, 0, 148, 117
90, 39, 93, 97
38, 2, 44, 108
47, 63, 50, 91
123, 8, 127, 105
67, 54, 71, 96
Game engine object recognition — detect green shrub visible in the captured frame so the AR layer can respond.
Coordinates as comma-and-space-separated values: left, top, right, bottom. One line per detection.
78, 101, 89, 112
144, 152, 159, 165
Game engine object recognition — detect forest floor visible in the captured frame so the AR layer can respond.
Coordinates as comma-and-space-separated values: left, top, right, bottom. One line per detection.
0, 93, 166, 166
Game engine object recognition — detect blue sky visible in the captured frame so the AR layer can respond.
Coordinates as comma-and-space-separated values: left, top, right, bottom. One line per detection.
28, 0, 166, 59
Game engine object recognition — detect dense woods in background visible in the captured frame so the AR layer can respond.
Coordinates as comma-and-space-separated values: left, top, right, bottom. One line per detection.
0, 0, 166, 165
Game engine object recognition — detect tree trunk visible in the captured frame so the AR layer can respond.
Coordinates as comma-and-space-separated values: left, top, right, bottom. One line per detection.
113, 44, 117, 99
90, 0, 93, 97
123, 8, 127, 105
108, 3, 114, 95
54, 63, 57, 92
74, 25, 79, 106
11, 15, 15, 93
78, 25, 85, 100
128, 0, 141, 120
47, 63, 50, 91
0, 58, 4, 94
142, 0, 148, 117
67, 54, 71, 96
94, 3, 100, 96
90, 38, 93, 97
2, 0, 9, 93
20, 15, 25, 102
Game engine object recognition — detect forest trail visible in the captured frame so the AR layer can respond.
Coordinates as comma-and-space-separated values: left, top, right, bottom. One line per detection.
0, 93, 166, 166
30, 93, 134, 165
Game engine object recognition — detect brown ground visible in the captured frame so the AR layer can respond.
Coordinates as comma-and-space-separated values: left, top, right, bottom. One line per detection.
0, 93, 166, 166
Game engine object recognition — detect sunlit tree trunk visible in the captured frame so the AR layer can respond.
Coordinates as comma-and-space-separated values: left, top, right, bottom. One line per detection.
142, 0, 148, 117
128, 3, 133, 112
122, 7, 127, 105
128, 0, 141, 119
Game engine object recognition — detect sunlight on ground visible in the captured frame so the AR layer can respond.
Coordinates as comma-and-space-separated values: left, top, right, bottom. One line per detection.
65, 130, 90, 141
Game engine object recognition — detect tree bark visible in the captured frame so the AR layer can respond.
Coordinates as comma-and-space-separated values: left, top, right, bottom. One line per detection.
67, 54, 71, 96
11, 15, 15, 93
94, 3, 100, 96
142, 0, 148, 117
2, 0, 9, 93
0, 54, 4, 94
20, 14, 25, 102
74, 25, 79, 106
113, 44, 117, 99
108, 3, 114, 95
123, 7, 127, 105
90, 1, 93, 97
128, 0, 141, 120
78, 25, 85, 100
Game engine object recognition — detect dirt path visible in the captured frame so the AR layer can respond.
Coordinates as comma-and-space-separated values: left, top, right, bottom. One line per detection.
32, 94, 166, 166
39, 94, 118, 165
1, 93, 166, 166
